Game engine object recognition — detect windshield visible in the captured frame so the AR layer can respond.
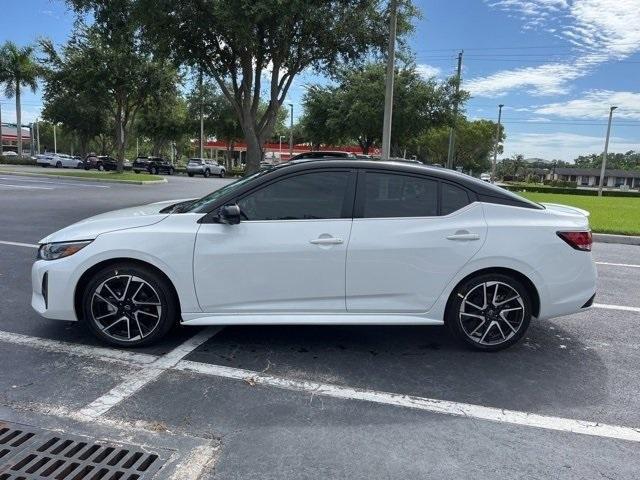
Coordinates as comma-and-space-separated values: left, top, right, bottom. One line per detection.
181, 168, 274, 213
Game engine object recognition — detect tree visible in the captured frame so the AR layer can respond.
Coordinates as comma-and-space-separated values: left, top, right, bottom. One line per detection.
414, 119, 503, 172
300, 63, 463, 155
136, 0, 417, 172
0, 42, 40, 157
61, 2, 179, 170
40, 39, 109, 156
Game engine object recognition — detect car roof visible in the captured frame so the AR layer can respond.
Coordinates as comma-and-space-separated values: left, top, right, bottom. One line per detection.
268, 159, 541, 209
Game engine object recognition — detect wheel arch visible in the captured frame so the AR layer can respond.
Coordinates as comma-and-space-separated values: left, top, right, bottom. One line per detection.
444, 267, 540, 320
73, 257, 182, 322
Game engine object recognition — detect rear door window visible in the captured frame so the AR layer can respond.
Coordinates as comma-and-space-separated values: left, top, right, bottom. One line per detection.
361, 172, 438, 218
441, 182, 471, 215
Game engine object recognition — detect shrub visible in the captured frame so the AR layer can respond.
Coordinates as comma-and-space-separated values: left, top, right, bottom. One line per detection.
503, 184, 640, 197
543, 179, 577, 188
0, 156, 37, 166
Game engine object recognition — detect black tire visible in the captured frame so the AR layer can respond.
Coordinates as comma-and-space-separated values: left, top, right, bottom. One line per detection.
446, 272, 532, 352
56, 161, 62, 168
133, 170, 140, 174
168, 167, 174, 176
84, 164, 90, 170
203, 169, 210, 178
151, 166, 159, 175
219, 169, 225, 178
82, 263, 177, 347
97, 163, 104, 171
188, 172, 195, 177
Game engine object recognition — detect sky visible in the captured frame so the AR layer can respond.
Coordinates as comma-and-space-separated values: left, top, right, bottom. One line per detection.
1, 0, 639, 161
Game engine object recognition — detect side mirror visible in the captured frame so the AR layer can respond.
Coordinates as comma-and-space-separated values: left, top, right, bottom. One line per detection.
218, 204, 241, 225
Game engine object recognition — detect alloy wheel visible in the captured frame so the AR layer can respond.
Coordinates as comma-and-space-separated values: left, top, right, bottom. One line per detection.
90, 274, 162, 343
458, 281, 525, 346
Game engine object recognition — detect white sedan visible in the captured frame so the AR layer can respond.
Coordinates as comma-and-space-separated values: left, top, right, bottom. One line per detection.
36, 153, 83, 168
32, 160, 597, 351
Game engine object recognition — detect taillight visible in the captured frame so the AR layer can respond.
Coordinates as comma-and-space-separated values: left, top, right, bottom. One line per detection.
557, 231, 592, 251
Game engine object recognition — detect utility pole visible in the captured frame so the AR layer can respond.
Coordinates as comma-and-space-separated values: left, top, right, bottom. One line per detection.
381, 0, 398, 161
598, 106, 617, 197
446, 50, 464, 170
491, 104, 504, 182
199, 68, 204, 159
288, 103, 293, 158
53, 123, 57, 154
0, 102, 3, 156
136, 137, 139, 157
35, 118, 40, 154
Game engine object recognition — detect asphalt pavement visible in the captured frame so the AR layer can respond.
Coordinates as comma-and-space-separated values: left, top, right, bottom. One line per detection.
1, 173, 639, 479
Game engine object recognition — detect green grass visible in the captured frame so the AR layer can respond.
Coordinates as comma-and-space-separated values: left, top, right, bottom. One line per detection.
519, 192, 640, 236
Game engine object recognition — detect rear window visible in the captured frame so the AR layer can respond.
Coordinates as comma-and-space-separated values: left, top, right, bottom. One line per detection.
441, 183, 470, 215
189, 159, 202, 165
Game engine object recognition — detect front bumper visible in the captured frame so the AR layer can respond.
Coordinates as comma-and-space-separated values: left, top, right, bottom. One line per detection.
31, 258, 79, 321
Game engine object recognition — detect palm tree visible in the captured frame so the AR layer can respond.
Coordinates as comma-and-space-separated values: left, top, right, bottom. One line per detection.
0, 42, 39, 157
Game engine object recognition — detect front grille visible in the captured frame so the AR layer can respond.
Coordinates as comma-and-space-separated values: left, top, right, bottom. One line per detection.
0, 424, 164, 480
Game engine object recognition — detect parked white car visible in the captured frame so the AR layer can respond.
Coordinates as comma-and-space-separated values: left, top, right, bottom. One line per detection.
480, 173, 491, 182
31, 159, 596, 350
186, 158, 225, 178
37, 153, 83, 169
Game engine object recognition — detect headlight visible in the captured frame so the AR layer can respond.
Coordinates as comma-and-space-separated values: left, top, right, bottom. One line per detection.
37, 240, 92, 261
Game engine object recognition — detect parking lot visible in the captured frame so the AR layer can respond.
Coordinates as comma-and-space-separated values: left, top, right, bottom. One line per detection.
1, 173, 639, 479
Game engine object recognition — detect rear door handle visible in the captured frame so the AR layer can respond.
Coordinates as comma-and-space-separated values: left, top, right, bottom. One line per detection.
446, 231, 480, 241
310, 237, 344, 245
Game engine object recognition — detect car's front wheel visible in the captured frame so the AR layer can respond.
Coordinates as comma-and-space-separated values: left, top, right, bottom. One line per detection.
446, 273, 532, 351
82, 263, 177, 347
219, 169, 225, 178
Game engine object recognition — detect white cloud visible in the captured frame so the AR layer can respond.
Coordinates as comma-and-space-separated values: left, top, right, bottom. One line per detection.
534, 90, 640, 120
416, 64, 442, 79
467, 63, 586, 96
503, 131, 638, 161
471, 1, 640, 97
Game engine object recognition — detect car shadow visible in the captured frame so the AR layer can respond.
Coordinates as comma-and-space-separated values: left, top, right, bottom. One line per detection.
187, 320, 609, 420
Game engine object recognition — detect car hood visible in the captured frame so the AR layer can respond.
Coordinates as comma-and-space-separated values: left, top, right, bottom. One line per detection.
39, 199, 193, 244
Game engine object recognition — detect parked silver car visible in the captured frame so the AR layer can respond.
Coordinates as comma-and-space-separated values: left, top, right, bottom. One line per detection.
186, 158, 225, 178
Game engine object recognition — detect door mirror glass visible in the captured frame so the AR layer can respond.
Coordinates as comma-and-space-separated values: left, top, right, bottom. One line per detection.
218, 204, 241, 225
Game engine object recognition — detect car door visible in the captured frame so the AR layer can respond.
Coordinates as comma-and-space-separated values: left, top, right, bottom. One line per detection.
193, 169, 356, 313
346, 170, 487, 313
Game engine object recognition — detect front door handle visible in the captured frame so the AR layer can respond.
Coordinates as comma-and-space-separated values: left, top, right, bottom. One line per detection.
310, 236, 344, 245
446, 231, 480, 241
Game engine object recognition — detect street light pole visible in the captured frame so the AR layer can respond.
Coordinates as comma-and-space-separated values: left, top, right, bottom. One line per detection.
446, 50, 464, 170
491, 104, 504, 182
0, 102, 3, 156
199, 68, 204, 159
53, 123, 57, 154
35, 118, 40, 154
598, 106, 617, 197
381, 0, 398, 161
288, 103, 293, 158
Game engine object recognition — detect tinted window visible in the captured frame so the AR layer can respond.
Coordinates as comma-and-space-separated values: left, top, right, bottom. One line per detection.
441, 183, 470, 215
189, 159, 202, 165
238, 171, 349, 220
363, 172, 437, 218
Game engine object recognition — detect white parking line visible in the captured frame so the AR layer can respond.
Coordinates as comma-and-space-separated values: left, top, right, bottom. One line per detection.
0, 330, 157, 365
595, 261, 640, 269
0, 240, 38, 248
76, 327, 222, 420
1, 327, 640, 442
594, 303, 640, 313
0, 176, 110, 188
174, 360, 640, 443
0, 182, 54, 190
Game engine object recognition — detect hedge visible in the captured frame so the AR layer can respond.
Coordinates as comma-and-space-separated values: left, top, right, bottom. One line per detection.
503, 184, 640, 197
0, 156, 37, 166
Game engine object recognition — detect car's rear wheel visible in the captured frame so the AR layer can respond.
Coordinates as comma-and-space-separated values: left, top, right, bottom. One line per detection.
82, 263, 177, 347
168, 167, 174, 176
219, 169, 225, 178
446, 273, 531, 351
151, 166, 159, 175
203, 169, 210, 178
97, 163, 104, 171
133, 169, 140, 174
56, 161, 62, 168
188, 172, 194, 177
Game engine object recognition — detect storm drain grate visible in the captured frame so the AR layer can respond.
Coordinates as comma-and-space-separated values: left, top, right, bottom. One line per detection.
0, 423, 165, 480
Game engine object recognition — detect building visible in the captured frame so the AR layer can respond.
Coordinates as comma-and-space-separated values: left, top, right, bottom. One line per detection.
0, 124, 32, 153
194, 139, 365, 167
548, 167, 640, 189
